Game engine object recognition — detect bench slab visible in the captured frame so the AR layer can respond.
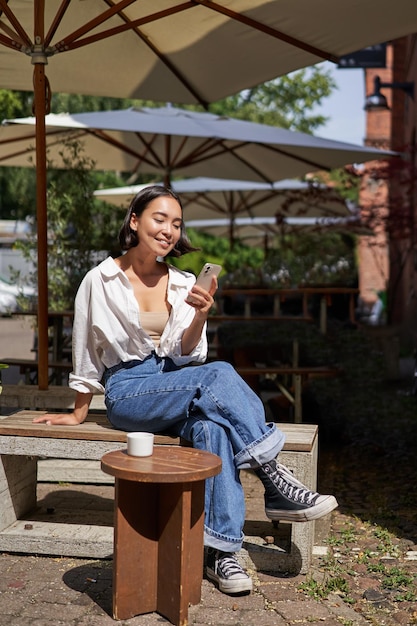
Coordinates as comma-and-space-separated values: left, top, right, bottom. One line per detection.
0, 410, 316, 450
0, 519, 114, 558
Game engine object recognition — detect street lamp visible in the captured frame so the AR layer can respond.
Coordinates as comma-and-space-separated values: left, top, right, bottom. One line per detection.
364, 75, 414, 111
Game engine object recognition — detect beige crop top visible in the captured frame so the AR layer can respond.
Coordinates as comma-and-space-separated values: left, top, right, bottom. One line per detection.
139, 310, 170, 348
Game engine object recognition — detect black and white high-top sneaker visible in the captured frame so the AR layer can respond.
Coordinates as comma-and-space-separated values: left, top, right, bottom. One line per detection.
206, 548, 252, 594
255, 459, 338, 522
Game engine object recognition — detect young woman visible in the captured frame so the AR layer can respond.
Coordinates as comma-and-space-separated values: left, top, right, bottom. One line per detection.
34, 185, 337, 595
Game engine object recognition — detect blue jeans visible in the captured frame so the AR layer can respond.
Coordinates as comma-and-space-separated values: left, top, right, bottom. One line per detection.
104, 353, 285, 552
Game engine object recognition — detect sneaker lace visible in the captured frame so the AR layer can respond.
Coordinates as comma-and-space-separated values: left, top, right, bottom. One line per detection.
267, 462, 319, 505
217, 553, 246, 578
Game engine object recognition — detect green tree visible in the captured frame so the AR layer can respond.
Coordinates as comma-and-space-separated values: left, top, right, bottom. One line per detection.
262, 230, 358, 287
14, 139, 123, 310
0, 89, 32, 119
171, 228, 264, 277
49, 93, 137, 113
206, 67, 335, 133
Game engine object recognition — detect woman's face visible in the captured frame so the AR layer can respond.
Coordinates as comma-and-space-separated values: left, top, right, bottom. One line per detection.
131, 195, 183, 256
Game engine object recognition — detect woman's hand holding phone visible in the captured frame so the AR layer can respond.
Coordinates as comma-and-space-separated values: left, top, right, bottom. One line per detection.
186, 263, 222, 311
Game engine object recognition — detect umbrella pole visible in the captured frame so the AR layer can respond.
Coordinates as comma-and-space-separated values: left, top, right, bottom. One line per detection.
33, 60, 49, 390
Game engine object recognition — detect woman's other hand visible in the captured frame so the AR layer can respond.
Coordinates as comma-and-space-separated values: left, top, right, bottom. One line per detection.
32, 413, 84, 426
32, 392, 93, 425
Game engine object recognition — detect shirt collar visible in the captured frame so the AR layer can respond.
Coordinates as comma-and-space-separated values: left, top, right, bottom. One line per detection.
167, 264, 192, 288
99, 256, 123, 278
99, 256, 191, 287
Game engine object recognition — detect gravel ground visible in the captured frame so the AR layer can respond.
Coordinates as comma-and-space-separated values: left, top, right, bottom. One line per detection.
300, 320, 417, 626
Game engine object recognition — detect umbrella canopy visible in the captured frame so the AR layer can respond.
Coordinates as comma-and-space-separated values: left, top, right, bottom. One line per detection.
1, 106, 396, 184
185, 214, 367, 248
93, 176, 354, 218
1, 2, 417, 107
94, 176, 356, 246
1, 2, 416, 388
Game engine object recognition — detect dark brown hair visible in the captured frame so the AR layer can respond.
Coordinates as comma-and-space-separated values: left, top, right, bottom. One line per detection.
118, 185, 198, 257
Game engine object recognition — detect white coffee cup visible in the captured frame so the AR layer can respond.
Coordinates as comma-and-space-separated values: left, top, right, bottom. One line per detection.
127, 432, 154, 457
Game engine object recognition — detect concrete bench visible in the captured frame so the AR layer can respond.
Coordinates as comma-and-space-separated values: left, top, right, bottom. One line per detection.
0, 409, 319, 574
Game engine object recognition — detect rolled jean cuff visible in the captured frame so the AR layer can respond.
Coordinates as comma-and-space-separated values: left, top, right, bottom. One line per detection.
204, 527, 244, 552
234, 422, 285, 470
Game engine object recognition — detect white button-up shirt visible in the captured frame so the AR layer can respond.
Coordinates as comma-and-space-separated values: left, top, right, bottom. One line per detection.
69, 256, 207, 394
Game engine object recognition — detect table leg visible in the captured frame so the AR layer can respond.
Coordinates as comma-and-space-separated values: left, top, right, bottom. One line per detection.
112, 480, 159, 619
157, 481, 205, 622
112, 478, 205, 625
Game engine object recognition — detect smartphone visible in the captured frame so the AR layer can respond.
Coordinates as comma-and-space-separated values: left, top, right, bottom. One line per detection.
194, 263, 222, 290
186, 263, 222, 303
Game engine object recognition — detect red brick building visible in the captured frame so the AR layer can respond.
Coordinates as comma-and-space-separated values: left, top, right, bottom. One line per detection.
359, 36, 417, 342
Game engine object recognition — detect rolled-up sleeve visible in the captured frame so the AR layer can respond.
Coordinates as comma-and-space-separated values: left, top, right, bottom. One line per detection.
69, 274, 106, 394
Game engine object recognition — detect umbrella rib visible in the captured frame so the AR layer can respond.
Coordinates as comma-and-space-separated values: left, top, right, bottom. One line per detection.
89, 127, 220, 178
173, 137, 332, 181
183, 192, 230, 217
0, 0, 32, 47
193, 0, 339, 63
158, 136, 268, 174
237, 189, 274, 214
0, 129, 89, 164
0, 31, 24, 51
0, 146, 36, 163
133, 133, 231, 173
191, 141, 276, 183
128, 132, 222, 180
0, 127, 67, 145
51, 1, 208, 106
83, 129, 167, 171
134, 132, 169, 170
169, 138, 227, 167
168, 135, 192, 167
52, 1, 195, 51
258, 142, 332, 173
45, 0, 72, 47
52, 0, 139, 49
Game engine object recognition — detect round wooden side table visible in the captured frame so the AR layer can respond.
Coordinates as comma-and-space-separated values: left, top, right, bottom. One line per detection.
101, 445, 222, 626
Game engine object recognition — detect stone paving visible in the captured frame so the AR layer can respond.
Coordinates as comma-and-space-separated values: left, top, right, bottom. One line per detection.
0, 472, 363, 626
0, 467, 403, 626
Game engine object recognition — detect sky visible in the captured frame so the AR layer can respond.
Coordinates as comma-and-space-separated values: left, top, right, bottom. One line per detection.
311, 61, 366, 147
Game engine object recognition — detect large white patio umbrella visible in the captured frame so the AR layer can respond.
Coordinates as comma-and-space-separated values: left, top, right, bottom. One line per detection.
2, 2, 417, 105
1, 106, 396, 185
185, 214, 366, 249
1, 2, 416, 387
93, 176, 354, 243
93, 176, 352, 214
